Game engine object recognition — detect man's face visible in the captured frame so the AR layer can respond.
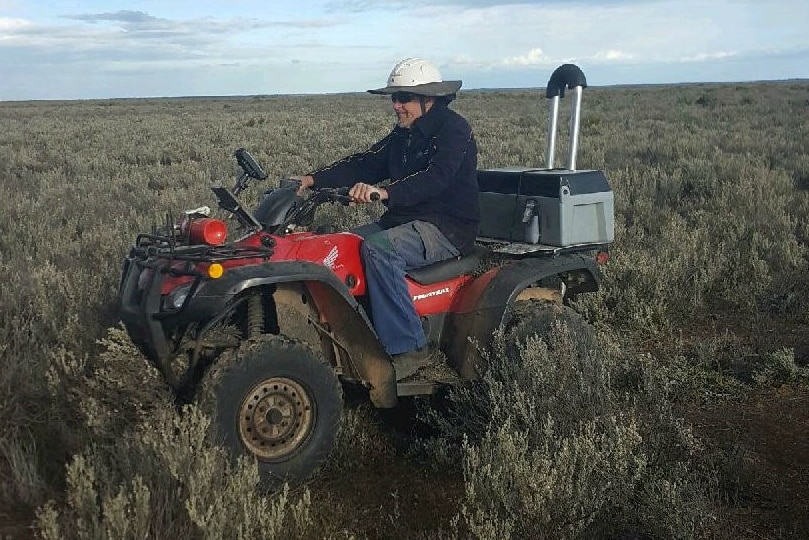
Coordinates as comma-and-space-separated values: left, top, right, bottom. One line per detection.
391, 92, 431, 128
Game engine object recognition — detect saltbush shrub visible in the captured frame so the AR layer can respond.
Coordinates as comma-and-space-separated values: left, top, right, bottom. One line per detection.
427, 322, 712, 539
35, 327, 317, 540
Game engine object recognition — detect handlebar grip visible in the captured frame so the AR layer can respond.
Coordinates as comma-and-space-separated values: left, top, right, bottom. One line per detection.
370, 191, 380, 202
235, 148, 268, 180
279, 177, 302, 190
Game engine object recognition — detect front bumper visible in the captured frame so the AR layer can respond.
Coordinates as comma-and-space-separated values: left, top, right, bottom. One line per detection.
118, 252, 236, 381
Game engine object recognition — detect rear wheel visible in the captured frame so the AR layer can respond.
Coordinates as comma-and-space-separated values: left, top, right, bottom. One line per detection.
198, 334, 342, 485
505, 299, 597, 357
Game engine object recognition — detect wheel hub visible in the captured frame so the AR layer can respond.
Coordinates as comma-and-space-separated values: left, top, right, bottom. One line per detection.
238, 377, 314, 461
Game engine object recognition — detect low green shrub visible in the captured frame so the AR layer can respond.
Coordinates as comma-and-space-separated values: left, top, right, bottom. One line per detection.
425, 320, 713, 539
36, 327, 317, 539
36, 406, 315, 540
752, 348, 809, 386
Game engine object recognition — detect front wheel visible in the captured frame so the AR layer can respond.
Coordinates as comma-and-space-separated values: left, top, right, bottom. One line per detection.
198, 334, 343, 485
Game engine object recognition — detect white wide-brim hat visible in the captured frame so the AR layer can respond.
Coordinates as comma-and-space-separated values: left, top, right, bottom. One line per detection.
367, 58, 462, 97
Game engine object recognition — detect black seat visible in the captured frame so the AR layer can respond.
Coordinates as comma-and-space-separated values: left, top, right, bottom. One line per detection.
406, 245, 489, 285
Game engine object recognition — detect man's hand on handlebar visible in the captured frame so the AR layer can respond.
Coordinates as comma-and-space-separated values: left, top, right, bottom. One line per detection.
349, 183, 387, 203
290, 176, 386, 203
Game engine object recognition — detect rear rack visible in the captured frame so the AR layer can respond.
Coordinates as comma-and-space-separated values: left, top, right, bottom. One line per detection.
476, 237, 610, 256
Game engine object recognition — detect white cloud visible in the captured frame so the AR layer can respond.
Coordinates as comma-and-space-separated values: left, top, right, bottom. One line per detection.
592, 49, 634, 62
454, 47, 634, 72
679, 51, 737, 62
0, 16, 29, 31
501, 48, 552, 67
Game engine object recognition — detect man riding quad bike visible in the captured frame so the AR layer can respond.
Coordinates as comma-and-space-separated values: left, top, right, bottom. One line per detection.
118, 63, 614, 484
293, 57, 480, 383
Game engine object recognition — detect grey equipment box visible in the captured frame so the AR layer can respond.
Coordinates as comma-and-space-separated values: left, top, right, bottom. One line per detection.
477, 64, 614, 248
477, 167, 614, 247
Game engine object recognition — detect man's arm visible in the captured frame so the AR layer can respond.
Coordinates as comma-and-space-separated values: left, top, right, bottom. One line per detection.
307, 132, 395, 189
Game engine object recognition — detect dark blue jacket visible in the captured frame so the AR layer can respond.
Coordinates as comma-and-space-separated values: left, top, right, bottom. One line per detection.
311, 103, 480, 254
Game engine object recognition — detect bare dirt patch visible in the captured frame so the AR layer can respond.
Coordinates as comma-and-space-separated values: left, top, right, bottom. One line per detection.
673, 309, 809, 538
0, 507, 35, 540
688, 383, 809, 538
310, 458, 464, 538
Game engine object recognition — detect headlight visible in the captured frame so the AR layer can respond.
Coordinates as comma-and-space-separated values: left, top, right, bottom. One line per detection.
163, 283, 193, 311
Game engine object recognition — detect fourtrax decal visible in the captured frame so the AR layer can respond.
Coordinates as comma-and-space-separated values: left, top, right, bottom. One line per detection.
413, 286, 450, 302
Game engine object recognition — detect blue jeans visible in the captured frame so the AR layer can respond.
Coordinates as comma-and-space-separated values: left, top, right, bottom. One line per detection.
353, 221, 460, 355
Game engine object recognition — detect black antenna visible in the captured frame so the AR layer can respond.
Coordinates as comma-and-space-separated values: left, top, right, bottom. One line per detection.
166, 210, 176, 255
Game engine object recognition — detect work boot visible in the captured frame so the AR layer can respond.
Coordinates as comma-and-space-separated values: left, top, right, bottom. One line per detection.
392, 347, 432, 381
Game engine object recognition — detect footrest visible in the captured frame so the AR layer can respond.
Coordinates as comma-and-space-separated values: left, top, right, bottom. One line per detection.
396, 381, 442, 397
395, 359, 463, 396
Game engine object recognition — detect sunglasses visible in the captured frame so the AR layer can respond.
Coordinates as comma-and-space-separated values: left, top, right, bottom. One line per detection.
391, 92, 419, 104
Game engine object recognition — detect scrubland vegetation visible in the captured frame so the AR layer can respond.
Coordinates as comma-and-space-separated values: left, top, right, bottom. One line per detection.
1, 80, 808, 538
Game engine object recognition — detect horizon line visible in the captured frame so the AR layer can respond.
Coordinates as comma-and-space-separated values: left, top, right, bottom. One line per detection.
2, 77, 808, 104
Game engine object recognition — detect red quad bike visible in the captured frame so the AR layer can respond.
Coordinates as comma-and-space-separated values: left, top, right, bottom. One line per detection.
119, 64, 614, 484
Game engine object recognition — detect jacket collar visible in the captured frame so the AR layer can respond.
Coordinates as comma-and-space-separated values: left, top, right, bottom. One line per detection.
393, 103, 450, 138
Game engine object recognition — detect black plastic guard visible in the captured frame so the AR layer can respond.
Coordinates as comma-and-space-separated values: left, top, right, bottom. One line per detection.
445, 253, 600, 379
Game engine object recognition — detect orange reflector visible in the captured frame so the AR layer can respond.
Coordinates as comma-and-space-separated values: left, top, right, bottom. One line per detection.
595, 251, 610, 265
207, 263, 224, 279
188, 218, 227, 246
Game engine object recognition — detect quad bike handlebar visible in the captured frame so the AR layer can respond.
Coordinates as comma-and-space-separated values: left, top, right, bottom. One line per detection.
216, 149, 384, 233
303, 186, 365, 212
266, 185, 382, 234
261, 186, 355, 234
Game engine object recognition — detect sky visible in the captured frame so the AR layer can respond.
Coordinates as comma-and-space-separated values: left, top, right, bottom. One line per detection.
1, 0, 807, 101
